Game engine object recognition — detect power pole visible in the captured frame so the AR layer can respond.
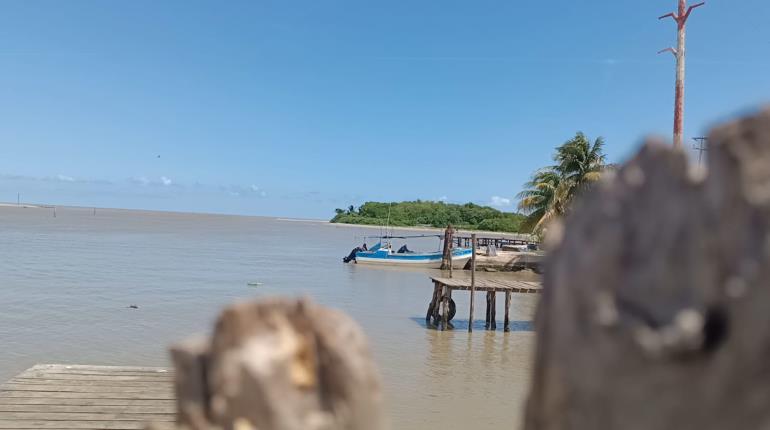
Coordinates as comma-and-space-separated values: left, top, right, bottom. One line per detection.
692, 136, 708, 165
658, 1, 705, 149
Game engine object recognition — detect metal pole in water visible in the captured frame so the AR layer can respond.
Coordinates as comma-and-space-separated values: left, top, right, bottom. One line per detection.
53, 206, 56, 218
469, 234, 476, 333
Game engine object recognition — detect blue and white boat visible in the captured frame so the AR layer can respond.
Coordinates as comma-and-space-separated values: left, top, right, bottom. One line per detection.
351, 240, 473, 269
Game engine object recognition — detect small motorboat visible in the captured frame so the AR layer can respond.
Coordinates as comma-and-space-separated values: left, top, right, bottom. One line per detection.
347, 239, 472, 269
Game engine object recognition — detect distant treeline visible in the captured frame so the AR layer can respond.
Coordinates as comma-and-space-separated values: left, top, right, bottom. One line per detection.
331, 201, 526, 233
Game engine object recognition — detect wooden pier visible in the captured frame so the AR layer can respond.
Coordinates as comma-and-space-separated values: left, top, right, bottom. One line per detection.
0, 364, 175, 429
453, 234, 538, 249
426, 276, 541, 331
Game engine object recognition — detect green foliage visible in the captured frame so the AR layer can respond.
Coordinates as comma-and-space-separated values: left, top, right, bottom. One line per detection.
330, 201, 525, 233
517, 132, 608, 233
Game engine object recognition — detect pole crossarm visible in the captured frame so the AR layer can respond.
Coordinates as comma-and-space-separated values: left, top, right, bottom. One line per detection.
657, 47, 678, 57
658, 12, 678, 21
659, 1, 705, 26
683, 2, 706, 21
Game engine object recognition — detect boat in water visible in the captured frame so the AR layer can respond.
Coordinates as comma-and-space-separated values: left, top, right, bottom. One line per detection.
344, 236, 473, 269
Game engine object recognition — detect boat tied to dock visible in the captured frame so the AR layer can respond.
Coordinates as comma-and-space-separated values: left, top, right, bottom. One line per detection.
342, 234, 473, 269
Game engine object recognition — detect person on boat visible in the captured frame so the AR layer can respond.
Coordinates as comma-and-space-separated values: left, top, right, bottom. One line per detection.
397, 244, 414, 254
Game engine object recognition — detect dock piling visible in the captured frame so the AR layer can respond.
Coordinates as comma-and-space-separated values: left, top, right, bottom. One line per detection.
490, 292, 497, 330
426, 282, 439, 325
440, 285, 449, 330
469, 234, 476, 333
504, 291, 511, 332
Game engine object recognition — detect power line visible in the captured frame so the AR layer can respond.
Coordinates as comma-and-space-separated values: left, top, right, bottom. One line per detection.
692, 136, 708, 165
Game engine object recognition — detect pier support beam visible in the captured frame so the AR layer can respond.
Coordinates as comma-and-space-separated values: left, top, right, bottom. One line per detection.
490, 292, 497, 330
426, 282, 440, 325
469, 234, 477, 332
440, 286, 449, 330
504, 291, 511, 332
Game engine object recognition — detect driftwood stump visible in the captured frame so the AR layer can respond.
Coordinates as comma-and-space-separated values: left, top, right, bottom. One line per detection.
525, 109, 770, 429
166, 298, 385, 430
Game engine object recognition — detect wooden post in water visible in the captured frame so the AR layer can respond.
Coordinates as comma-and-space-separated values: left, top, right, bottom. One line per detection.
426, 281, 439, 325
440, 285, 449, 331
448, 226, 454, 278
468, 234, 477, 332
504, 291, 511, 332
490, 292, 497, 330
448, 242, 453, 278
440, 224, 455, 275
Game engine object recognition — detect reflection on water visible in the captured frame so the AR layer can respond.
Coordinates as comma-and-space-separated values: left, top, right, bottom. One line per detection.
0, 206, 538, 430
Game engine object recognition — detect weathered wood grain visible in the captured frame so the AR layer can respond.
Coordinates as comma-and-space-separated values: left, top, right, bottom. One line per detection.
169, 297, 385, 430
430, 276, 542, 293
0, 365, 175, 429
525, 109, 770, 430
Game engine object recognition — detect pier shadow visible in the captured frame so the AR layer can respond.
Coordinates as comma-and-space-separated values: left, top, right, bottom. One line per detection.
410, 317, 533, 332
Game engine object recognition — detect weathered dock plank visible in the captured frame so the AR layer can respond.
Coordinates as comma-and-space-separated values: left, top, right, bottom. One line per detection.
430, 276, 542, 293
0, 364, 175, 429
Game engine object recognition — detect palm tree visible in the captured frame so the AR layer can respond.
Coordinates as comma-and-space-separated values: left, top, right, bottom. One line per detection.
517, 132, 607, 232
554, 132, 606, 200
517, 168, 566, 232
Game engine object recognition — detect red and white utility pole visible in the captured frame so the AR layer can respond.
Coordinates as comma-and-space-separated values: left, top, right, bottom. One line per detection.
658, 1, 705, 149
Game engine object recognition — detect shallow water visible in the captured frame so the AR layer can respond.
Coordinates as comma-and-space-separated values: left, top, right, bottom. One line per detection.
0, 206, 537, 429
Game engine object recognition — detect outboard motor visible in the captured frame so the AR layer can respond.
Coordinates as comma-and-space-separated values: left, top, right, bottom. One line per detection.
343, 246, 364, 263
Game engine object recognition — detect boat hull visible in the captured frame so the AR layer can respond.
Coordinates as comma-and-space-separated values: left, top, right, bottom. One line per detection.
355, 248, 473, 269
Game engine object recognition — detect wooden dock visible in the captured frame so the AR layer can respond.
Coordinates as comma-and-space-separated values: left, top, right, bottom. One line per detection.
0, 364, 175, 429
426, 276, 541, 331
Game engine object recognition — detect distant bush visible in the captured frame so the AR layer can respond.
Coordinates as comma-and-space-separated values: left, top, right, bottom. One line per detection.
331, 201, 525, 233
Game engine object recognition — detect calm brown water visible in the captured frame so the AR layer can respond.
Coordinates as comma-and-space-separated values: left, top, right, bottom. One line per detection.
0, 205, 537, 429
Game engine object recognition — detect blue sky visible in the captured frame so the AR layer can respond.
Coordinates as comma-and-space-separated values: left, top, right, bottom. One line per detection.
1, 1, 768, 219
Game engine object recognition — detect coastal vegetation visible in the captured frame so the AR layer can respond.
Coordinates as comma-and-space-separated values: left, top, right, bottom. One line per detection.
331, 201, 526, 233
331, 132, 607, 235
517, 132, 608, 232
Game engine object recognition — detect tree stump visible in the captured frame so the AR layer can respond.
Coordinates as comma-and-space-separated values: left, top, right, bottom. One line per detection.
165, 297, 385, 430
525, 109, 770, 430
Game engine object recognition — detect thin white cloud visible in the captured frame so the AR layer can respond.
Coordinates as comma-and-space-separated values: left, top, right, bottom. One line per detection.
129, 176, 151, 186
222, 184, 268, 198
438, 196, 448, 202
57, 174, 75, 182
160, 176, 172, 186
490, 196, 512, 207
